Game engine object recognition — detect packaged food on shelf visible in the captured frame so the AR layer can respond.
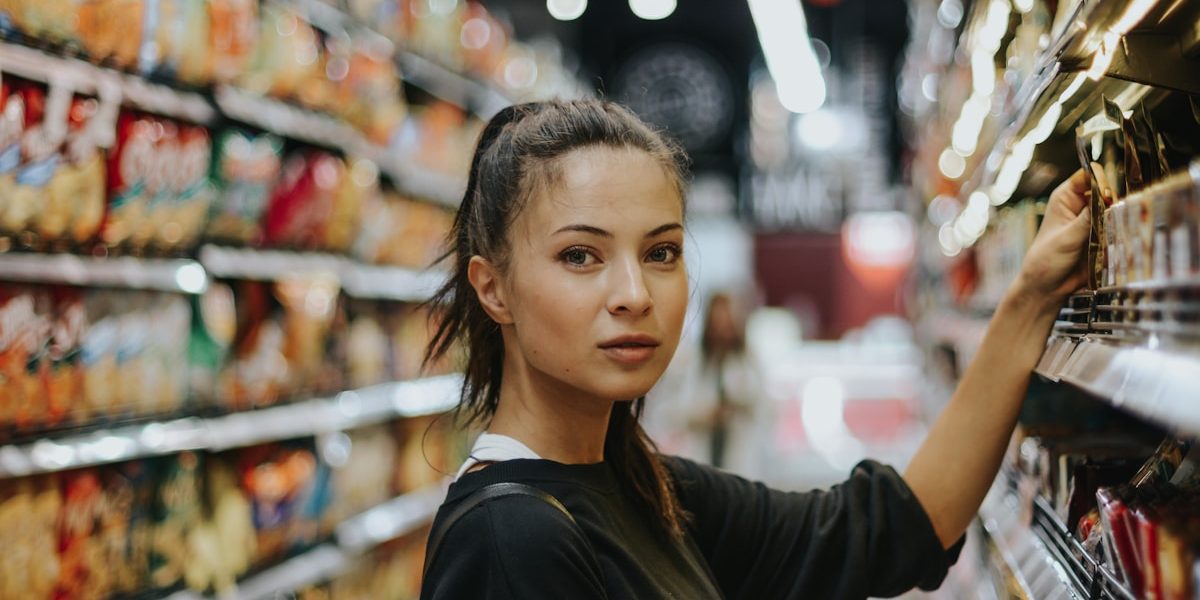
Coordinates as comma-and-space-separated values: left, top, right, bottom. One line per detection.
354, 189, 453, 269
186, 453, 255, 595
206, 128, 284, 245
0, 475, 62, 600
208, 0, 258, 85
5, 78, 67, 246
404, 0, 467, 71
323, 424, 396, 530
0, 285, 50, 431
48, 95, 110, 249
298, 532, 428, 600
237, 4, 320, 101
101, 110, 162, 250
324, 157, 378, 254
261, 150, 346, 251
77, 0, 143, 70
236, 442, 324, 561
218, 277, 341, 410
3, 0, 79, 45
149, 450, 204, 589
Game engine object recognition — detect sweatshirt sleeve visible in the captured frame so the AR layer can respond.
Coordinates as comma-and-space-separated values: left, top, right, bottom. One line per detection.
421, 495, 609, 600
667, 456, 964, 600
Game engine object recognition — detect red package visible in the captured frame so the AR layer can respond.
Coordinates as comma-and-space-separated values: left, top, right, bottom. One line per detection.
55, 470, 105, 600
1098, 487, 1145, 591
262, 151, 344, 250
102, 112, 157, 249
1135, 506, 1162, 600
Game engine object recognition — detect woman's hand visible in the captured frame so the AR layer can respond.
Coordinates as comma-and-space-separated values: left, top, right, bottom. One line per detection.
1011, 167, 1101, 311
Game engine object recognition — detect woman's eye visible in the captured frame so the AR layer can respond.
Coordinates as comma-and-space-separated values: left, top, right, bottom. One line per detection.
648, 245, 680, 263
562, 247, 592, 266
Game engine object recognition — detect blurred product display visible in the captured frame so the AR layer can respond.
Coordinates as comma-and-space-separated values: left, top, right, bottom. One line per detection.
905, 0, 1200, 597
0, 1, 581, 598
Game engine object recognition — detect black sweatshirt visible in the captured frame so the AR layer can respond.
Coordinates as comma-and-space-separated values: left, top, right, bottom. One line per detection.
420, 457, 964, 599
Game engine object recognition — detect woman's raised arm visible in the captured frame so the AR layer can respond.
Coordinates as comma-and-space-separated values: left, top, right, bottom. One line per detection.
904, 168, 1096, 548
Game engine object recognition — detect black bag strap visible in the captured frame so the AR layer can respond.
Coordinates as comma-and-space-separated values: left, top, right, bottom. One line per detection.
423, 482, 577, 575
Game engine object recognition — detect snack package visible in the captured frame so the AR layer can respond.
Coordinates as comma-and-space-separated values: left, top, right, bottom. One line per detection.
104, 460, 155, 594
165, 124, 215, 252
345, 299, 388, 389
1097, 486, 1144, 591
324, 157, 375, 253
7, 80, 67, 244
274, 276, 341, 397
340, 45, 407, 144
237, 5, 320, 100
207, 129, 283, 245
0, 287, 53, 431
209, 0, 257, 84
46, 287, 86, 426
217, 281, 289, 410
188, 283, 236, 408
47, 96, 110, 248
238, 444, 318, 562
0, 81, 25, 227
114, 293, 154, 416
134, 119, 180, 251
145, 293, 191, 414
150, 451, 203, 589
78, 0, 144, 69
0, 476, 62, 599
186, 455, 255, 595
79, 291, 120, 422
262, 151, 344, 250
324, 424, 396, 528
13, 0, 78, 44
56, 469, 105, 599
102, 111, 160, 250
173, 0, 214, 85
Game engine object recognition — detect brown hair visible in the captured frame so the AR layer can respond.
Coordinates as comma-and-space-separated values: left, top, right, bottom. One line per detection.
424, 99, 690, 536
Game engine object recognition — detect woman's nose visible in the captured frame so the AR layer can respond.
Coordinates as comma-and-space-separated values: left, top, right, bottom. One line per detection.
607, 258, 654, 316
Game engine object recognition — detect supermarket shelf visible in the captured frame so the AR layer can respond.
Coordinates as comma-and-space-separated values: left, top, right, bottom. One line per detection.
166, 482, 445, 600
1035, 337, 1200, 437
0, 374, 462, 478
0, 253, 208, 293
1029, 494, 1136, 600
0, 41, 217, 124
397, 50, 512, 118
199, 245, 447, 302
953, 0, 1200, 209
382, 156, 466, 208
336, 481, 446, 553
978, 478, 1079, 599
214, 85, 372, 156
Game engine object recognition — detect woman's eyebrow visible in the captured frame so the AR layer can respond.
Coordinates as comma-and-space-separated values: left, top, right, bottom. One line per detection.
645, 223, 683, 238
551, 222, 682, 238
553, 224, 611, 237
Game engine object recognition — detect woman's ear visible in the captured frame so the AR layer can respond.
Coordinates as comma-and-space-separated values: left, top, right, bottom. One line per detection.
467, 256, 514, 325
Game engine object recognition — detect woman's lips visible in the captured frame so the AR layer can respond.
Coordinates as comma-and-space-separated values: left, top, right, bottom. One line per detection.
598, 335, 660, 365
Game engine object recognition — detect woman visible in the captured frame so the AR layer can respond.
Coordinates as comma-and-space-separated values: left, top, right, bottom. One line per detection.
420, 100, 1091, 599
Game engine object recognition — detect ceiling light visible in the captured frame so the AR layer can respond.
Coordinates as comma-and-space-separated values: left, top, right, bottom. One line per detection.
748, 0, 825, 113
547, 0, 587, 21
629, 0, 675, 20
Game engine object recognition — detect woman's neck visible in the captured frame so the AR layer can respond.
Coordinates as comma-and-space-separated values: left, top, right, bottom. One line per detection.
488, 355, 613, 464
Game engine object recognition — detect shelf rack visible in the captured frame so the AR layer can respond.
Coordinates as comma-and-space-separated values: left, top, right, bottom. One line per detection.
165, 481, 446, 600
0, 374, 462, 478
198, 245, 448, 303
0, 253, 209, 294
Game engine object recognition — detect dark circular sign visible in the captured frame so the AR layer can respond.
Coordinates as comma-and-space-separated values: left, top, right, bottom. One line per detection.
612, 43, 735, 152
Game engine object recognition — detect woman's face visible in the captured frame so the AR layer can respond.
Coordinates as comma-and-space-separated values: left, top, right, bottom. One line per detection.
500, 145, 688, 403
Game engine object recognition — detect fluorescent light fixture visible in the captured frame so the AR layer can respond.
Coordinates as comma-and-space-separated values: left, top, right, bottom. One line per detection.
547, 0, 586, 21
629, 0, 675, 20
796, 109, 841, 151
748, 0, 825, 114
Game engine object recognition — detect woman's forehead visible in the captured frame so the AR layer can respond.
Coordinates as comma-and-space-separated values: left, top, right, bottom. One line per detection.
522, 147, 684, 230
